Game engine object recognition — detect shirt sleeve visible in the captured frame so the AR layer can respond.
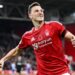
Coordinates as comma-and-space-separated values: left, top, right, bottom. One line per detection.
53, 21, 66, 36
18, 35, 29, 49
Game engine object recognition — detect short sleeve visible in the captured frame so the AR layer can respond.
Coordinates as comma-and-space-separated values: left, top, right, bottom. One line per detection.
53, 21, 66, 36
18, 35, 29, 49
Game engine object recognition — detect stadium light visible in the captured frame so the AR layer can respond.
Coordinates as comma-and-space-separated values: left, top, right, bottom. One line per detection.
0, 4, 3, 8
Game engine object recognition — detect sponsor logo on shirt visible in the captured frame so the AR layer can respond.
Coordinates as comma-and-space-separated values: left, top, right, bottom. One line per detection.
32, 38, 52, 50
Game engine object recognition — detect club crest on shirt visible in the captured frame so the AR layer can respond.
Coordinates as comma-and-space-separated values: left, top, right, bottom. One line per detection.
45, 30, 49, 36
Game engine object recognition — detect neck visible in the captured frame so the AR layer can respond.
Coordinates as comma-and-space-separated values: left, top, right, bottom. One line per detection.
32, 20, 44, 29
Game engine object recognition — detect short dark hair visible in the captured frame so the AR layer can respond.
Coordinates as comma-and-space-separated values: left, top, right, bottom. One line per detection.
28, 2, 41, 14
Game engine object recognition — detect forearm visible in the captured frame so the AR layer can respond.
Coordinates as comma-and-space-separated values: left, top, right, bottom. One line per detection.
64, 31, 75, 47
1, 46, 21, 62
64, 31, 75, 40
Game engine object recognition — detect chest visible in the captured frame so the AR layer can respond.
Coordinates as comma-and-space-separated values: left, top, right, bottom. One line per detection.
28, 25, 57, 50
31, 26, 52, 43
31, 25, 57, 43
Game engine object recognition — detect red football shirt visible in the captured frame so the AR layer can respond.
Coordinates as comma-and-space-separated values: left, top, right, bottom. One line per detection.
19, 21, 69, 75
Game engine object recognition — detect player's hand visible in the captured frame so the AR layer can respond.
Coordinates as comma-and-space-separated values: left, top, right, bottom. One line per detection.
0, 59, 4, 70
71, 36, 75, 47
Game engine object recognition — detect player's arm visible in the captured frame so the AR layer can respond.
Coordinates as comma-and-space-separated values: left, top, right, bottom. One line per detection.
0, 41, 23, 68
0, 45, 22, 62
64, 31, 75, 47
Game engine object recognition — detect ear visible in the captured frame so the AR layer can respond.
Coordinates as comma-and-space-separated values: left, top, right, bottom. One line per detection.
28, 13, 32, 19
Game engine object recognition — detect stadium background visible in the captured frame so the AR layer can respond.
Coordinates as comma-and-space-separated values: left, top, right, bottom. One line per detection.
0, 0, 75, 75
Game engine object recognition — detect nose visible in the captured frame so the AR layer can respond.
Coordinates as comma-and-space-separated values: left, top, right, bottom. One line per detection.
38, 10, 43, 15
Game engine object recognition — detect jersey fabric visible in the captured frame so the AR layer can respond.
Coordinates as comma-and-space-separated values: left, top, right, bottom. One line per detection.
19, 21, 70, 75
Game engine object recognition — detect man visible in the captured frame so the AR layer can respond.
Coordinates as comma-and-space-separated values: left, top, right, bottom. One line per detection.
0, 2, 75, 75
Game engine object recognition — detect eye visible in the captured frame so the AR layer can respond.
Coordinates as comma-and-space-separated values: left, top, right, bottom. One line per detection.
35, 10, 39, 12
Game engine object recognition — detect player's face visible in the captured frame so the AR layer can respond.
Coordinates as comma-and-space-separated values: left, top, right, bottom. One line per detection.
29, 6, 44, 22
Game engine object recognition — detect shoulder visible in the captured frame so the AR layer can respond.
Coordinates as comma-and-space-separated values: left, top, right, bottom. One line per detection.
45, 21, 63, 26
